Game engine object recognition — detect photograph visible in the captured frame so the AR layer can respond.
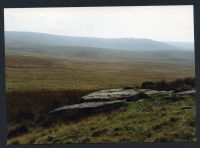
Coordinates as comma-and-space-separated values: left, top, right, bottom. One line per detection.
4, 6, 196, 144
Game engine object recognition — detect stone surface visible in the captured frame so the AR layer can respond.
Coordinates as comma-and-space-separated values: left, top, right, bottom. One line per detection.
174, 90, 195, 96
163, 90, 195, 101
140, 89, 171, 96
49, 100, 126, 114
49, 88, 195, 119
174, 84, 192, 93
50, 88, 150, 116
81, 88, 145, 101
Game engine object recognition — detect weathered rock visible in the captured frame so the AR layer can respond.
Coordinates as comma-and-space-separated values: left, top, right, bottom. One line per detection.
174, 84, 192, 93
50, 100, 126, 113
50, 88, 154, 119
50, 88, 194, 119
163, 90, 195, 101
174, 90, 195, 96
81, 88, 148, 102
49, 100, 126, 119
140, 89, 171, 96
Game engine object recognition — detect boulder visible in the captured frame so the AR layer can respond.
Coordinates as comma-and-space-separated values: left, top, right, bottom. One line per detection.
50, 100, 126, 113
163, 89, 196, 101
50, 88, 190, 119
81, 88, 148, 102
174, 84, 192, 93
174, 90, 195, 96
50, 88, 153, 119
140, 89, 171, 96
49, 100, 126, 119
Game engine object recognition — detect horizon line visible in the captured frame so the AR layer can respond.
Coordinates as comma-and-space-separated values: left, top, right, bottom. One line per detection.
5, 30, 194, 43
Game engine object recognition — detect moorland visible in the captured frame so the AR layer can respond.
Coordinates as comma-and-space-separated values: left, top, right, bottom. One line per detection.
6, 31, 196, 144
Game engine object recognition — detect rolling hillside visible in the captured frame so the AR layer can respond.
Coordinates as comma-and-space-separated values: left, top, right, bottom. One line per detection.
164, 42, 194, 51
5, 32, 196, 144
5, 31, 194, 64
5, 31, 193, 51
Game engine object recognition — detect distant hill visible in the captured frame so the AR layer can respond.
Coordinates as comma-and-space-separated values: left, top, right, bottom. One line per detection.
5, 31, 193, 51
164, 41, 194, 51
5, 31, 194, 64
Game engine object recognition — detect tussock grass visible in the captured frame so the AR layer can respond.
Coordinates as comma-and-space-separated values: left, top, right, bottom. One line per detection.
7, 96, 196, 144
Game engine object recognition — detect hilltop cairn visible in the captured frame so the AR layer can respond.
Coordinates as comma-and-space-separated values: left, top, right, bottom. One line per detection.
49, 86, 195, 119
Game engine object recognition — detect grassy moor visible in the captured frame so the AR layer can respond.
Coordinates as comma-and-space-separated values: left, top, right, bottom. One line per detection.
4, 6, 196, 144
6, 43, 196, 144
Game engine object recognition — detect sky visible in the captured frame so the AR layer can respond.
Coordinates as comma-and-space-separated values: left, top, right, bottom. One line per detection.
4, 6, 194, 42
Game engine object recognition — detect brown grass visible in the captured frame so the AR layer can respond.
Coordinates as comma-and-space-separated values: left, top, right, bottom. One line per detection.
5, 53, 196, 143
7, 89, 95, 125
6, 54, 195, 92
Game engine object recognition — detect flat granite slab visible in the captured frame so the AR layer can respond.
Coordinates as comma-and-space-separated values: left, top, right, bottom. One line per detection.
174, 90, 195, 96
49, 88, 195, 117
140, 89, 172, 96
49, 100, 126, 113
81, 88, 141, 101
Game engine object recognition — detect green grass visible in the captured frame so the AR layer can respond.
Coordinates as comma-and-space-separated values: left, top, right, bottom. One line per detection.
7, 95, 196, 144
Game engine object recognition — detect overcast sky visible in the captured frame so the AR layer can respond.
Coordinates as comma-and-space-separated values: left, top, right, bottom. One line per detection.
4, 6, 194, 42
